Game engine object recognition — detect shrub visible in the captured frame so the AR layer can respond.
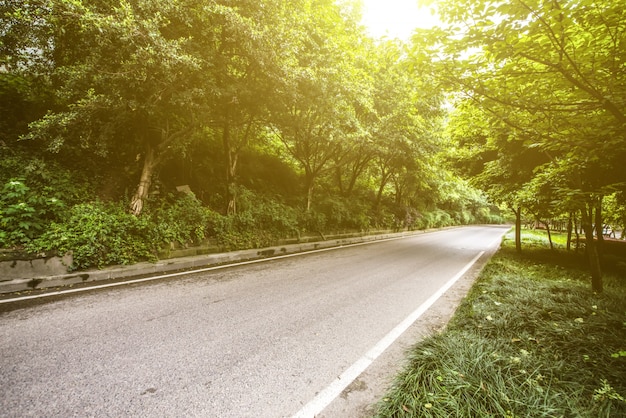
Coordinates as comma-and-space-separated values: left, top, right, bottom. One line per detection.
28, 201, 157, 270
213, 188, 300, 250
311, 196, 372, 232
150, 193, 214, 247
416, 209, 454, 230
0, 178, 65, 247
236, 188, 299, 238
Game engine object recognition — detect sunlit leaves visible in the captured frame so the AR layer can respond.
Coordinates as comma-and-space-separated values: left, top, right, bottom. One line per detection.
429, 0, 626, 205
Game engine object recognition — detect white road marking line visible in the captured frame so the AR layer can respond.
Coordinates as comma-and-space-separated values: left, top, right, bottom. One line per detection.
488, 233, 505, 249
292, 250, 486, 418
0, 232, 426, 304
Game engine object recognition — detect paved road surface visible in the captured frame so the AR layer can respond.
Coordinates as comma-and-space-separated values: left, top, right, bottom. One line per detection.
0, 225, 509, 417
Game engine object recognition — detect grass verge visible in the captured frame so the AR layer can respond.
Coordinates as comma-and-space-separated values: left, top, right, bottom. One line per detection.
374, 229, 626, 417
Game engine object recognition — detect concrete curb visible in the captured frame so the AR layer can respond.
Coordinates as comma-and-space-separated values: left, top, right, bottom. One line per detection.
0, 229, 427, 294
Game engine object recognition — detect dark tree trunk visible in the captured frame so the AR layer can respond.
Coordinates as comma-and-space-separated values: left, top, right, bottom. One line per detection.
374, 170, 392, 210
512, 206, 522, 253
574, 215, 581, 253
304, 168, 315, 213
595, 197, 604, 256
542, 220, 554, 250
581, 203, 603, 293
335, 166, 345, 196
566, 212, 573, 251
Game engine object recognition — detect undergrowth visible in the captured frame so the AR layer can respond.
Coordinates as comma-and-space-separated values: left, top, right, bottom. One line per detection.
375, 229, 626, 417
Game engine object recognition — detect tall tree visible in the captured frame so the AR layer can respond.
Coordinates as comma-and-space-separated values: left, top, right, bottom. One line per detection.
423, 0, 626, 290
368, 39, 444, 212
10, 0, 216, 215
270, 0, 366, 211
206, 1, 297, 214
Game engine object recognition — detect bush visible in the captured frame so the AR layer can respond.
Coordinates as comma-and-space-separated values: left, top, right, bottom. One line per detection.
416, 209, 454, 230
0, 178, 65, 247
236, 188, 299, 238
213, 188, 300, 250
310, 196, 372, 232
28, 201, 157, 270
149, 193, 215, 247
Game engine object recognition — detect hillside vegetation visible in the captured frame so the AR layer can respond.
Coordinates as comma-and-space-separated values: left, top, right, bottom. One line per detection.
2, 0, 625, 287
1, 0, 499, 270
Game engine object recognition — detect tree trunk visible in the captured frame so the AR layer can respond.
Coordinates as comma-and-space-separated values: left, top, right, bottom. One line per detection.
595, 197, 604, 255
566, 212, 573, 251
394, 177, 403, 205
374, 170, 391, 210
343, 157, 369, 198
581, 203, 603, 293
345, 169, 358, 197
130, 145, 159, 216
542, 219, 554, 250
574, 215, 581, 253
304, 169, 315, 212
512, 206, 522, 253
223, 124, 239, 215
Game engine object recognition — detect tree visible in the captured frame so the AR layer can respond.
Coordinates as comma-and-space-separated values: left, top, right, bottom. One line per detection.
444, 101, 547, 251
423, 0, 626, 290
9, 0, 216, 215
270, 0, 366, 212
366, 39, 444, 214
205, 1, 298, 214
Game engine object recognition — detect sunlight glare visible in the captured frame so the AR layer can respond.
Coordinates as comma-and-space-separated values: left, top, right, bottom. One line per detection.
360, 0, 440, 40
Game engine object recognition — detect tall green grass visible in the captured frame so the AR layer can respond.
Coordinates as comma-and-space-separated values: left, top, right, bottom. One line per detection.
375, 229, 626, 417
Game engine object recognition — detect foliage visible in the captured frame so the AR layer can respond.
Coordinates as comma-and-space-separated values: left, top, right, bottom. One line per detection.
0, 149, 99, 248
375, 230, 626, 417
308, 196, 372, 232
604, 193, 626, 238
1, 0, 507, 267
426, 0, 626, 289
212, 188, 300, 251
0, 178, 65, 247
28, 201, 157, 270
149, 193, 214, 248
416, 209, 453, 230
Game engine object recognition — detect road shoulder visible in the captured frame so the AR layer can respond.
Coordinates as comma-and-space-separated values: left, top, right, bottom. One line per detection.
318, 246, 497, 417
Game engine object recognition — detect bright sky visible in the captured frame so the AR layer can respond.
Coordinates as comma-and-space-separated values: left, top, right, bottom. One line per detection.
360, 0, 440, 40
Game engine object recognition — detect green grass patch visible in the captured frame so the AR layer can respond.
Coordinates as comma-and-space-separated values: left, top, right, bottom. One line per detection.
375, 230, 626, 417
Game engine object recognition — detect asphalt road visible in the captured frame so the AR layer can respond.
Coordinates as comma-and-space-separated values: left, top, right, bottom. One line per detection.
0, 225, 509, 417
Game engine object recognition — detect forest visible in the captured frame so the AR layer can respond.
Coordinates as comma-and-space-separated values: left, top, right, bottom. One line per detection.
1, 0, 625, 291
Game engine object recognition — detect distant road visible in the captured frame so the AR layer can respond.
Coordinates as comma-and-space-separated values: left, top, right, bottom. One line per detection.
0, 225, 509, 417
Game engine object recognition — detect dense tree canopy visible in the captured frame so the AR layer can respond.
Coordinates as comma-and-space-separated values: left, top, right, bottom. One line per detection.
1, 0, 501, 269
421, 0, 626, 290
11, 0, 626, 287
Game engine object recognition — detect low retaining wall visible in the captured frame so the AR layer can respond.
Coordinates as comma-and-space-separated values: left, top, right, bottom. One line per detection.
0, 251, 73, 289
0, 229, 413, 294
